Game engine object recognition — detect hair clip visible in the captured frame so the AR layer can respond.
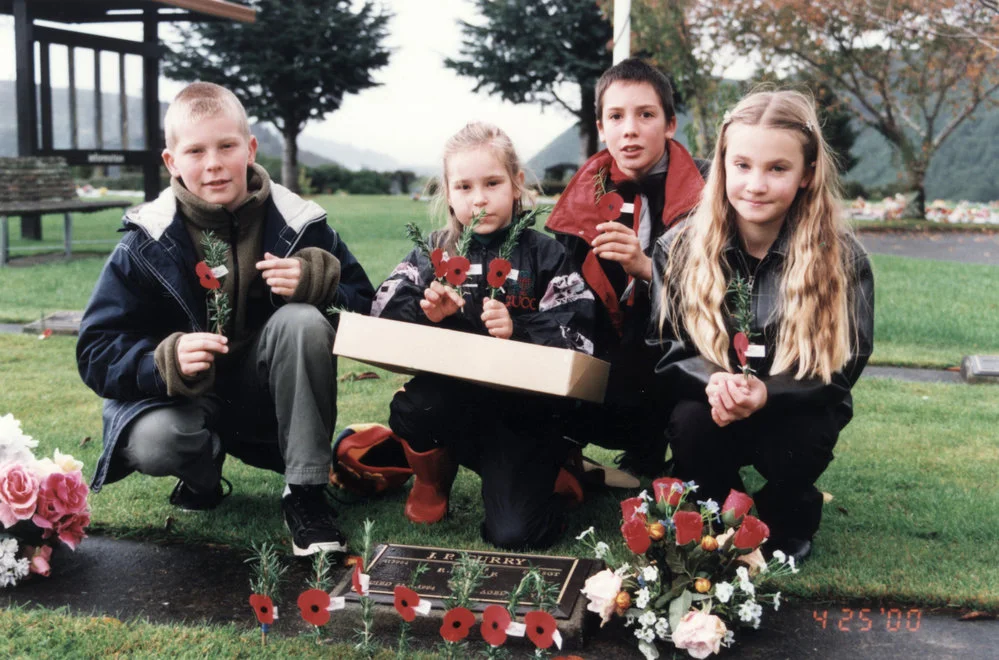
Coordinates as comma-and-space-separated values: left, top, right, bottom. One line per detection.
722, 110, 733, 125
803, 120, 814, 133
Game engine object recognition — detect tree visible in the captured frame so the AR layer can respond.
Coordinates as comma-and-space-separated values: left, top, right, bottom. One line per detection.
445, 0, 613, 162
711, 0, 999, 217
163, 0, 391, 192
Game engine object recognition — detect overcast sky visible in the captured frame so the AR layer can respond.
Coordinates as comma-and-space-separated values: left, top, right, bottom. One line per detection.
0, 0, 580, 167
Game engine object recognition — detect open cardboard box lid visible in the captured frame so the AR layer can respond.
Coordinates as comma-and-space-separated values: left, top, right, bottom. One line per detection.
333, 313, 610, 403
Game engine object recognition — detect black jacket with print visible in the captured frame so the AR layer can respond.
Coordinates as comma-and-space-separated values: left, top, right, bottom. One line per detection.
372, 224, 596, 354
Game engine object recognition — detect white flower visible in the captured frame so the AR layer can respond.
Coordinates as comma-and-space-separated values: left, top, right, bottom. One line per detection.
714, 581, 734, 603
615, 562, 632, 577
723, 630, 735, 646
635, 586, 651, 609
788, 556, 799, 573
735, 566, 749, 583
683, 481, 700, 492
575, 526, 595, 541
639, 610, 657, 627
639, 489, 653, 502
773, 592, 782, 611
737, 600, 763, 628
0, 536, 29, 587
635, 626, 656, 643
771, 549, 787, 564
655, 617, 670, 640
739, 580, 755, 596
0, 414, 38, 467
580, 568, 623, 627
594, 541, 610, 559
642, 565, 659, 583
697, 498, 719, 516
638, 640, 660, 660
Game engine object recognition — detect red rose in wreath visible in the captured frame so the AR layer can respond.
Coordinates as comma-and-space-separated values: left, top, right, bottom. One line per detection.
440, 606, 476, 642
486, 258, 512, 289
195, 261, 221, 290
525, 609, 558, 649
431, 248, 448, 279
249, 593, 274, 625
297, 588, 331, 626
621, 516, 651, 554
596, 191, 624, 221
721, 489, 754, 526
620, 496, 647, 523
652, 476, 685, 506
444, 256, 471, 286
733, 331, 750, 366
481, 604, 511, 646
732, 514, 770, 550
673, 510, 704, 546
393, 585, 420, 622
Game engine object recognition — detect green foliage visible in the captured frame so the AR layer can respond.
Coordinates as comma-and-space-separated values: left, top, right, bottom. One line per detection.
445, 0, 612, 157
162, 0, 392, 191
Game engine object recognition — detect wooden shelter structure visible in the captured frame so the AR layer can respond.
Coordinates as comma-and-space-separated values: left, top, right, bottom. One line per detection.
0, 0, 255, 238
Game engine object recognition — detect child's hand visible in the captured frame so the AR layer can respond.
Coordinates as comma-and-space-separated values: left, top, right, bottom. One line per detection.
420, 280, 464, 322
481, 298, 513, 340
705, 372, 767, 427
592, 222, 653, 281
256, 252, 301, 298
176, 332, 228, 376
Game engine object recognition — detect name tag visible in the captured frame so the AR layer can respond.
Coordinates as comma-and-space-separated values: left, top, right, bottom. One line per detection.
746, 344, 766, 358
620, 202, 635, 214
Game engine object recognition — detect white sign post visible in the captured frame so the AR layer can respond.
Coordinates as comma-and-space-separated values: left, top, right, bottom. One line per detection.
613, 0, 632, 64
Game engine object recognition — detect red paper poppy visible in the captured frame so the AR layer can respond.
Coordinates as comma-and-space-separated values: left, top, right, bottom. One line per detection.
444, 256, 471, 286
297, 588, 331, 626
596, 191, 624, 221
486, 258, 512, 289
652, 477, 685, 506
481, 604, 511, 646
394, 585, 420, 622
249, 593, 275, 625
621, 516, 651, 554
620, 496, 647, 523
733, 331, 750, 366
525, 610, 558, 649
732, 514, 770, 550
431, 248, 448, 278
351, 560, 368, 595
440, 606, 476, 642
673, 510, 704, 545
195, 261, 221, 290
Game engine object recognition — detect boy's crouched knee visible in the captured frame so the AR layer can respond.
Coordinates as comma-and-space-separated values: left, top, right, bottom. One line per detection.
268, 303, 335, 347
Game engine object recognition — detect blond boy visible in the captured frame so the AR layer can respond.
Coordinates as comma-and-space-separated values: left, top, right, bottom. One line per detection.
77, 82, 374, 555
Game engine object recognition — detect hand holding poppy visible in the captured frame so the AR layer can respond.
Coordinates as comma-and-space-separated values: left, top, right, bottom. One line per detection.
256, 252, 302, 298
481, 298, 513, 339
705, 372, 767, 427
420, 280, 465, 323
591, 222, 653, 281
175, 332, 229, 376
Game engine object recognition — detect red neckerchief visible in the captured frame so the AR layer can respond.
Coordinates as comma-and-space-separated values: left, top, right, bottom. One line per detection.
546, 140, 705, 335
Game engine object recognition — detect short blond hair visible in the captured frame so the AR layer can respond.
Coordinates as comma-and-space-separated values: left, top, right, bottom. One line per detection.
164, 82, 250, 149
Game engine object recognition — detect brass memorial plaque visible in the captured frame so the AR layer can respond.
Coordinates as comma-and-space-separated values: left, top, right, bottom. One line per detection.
340, 544, 599, 619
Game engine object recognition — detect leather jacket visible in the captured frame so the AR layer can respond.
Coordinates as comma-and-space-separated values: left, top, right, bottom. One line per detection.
648, 221, 875, 427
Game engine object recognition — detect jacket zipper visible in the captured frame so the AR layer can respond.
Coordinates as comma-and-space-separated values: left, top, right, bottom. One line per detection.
227, 211, 240, 335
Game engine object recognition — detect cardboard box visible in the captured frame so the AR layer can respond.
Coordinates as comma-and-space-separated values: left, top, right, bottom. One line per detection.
333, 313, 610, 403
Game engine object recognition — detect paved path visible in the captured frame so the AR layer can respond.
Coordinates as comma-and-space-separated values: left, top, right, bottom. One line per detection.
857, 230, 999, 266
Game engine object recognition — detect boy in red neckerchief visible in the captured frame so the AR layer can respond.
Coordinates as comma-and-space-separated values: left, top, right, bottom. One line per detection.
546, 58, 706, 477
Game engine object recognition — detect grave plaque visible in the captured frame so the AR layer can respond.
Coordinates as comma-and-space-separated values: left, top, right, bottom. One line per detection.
961, 355, 999, 383
339, 544, 599, 619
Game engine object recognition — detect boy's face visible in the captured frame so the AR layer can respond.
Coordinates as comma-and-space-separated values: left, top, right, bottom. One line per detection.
597, 81, 676, 180
162, 113, 257, 211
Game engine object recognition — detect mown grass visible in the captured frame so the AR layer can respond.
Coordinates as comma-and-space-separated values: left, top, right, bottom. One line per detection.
1, 195, 997, 367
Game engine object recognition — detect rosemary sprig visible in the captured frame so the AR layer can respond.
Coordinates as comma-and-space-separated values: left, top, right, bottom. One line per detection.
405, 222, 432, 259
200, 230, 231, 336
487, 207, 546, 299
454, 209, 486, 259
726, 273, 757, 379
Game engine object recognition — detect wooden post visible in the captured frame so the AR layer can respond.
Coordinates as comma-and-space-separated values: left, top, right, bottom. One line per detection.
13, 0, 42, 241
143, 8, 161, 202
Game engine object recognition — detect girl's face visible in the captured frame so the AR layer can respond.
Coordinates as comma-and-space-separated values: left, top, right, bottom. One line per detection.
446, 147, 523, 234
724, 123, 811, 235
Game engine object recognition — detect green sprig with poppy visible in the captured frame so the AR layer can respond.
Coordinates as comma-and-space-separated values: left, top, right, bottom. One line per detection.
486, 207, 546, 299
726, 273, 757, 379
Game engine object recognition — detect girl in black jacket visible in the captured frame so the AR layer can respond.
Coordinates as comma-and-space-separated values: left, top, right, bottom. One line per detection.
372, 122, 595, 550
650, 91, 875, 563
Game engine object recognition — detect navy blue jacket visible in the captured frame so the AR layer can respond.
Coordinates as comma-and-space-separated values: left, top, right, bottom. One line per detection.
77, 184, 374, 491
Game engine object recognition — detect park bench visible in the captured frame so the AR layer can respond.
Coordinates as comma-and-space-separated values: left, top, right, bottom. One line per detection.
0, 156, 132, 266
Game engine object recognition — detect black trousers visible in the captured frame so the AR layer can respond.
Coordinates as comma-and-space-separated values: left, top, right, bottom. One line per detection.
388, 374, 570, 550
666, 398, 840, 541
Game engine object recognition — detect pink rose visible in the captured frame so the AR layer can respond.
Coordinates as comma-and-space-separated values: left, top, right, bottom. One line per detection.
25, 545, 53, 577
672, 610, 728, 659
32, 471, 89, 530
580, 568, 623, 627
53, 511, 90, 550
0, 463, 41, 528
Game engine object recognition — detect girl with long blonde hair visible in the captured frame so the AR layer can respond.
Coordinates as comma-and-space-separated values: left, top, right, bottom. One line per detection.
650, 90, 875, 563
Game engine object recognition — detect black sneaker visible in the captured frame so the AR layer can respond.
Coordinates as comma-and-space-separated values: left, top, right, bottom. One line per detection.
282, 485, 347, 556
169, 477, 232, 512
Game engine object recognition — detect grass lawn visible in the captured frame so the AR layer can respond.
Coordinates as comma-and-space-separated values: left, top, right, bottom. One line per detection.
1, 194, 997, 651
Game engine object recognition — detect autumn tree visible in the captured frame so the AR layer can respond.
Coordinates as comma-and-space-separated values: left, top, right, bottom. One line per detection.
163, 0, 391, 192
445, 0, 613, 161
712, 0, 999, 217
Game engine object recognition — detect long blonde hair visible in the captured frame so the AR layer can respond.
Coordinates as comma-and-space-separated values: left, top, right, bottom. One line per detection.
428, 122, 530, 254
660, 90, 855, 383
